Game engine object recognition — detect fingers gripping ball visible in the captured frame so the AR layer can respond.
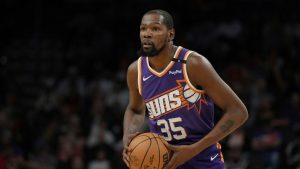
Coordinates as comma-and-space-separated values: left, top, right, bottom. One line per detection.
128, 132, 170, 169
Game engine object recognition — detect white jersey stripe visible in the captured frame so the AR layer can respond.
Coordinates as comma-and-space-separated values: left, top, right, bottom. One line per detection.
183, 51, 205, 94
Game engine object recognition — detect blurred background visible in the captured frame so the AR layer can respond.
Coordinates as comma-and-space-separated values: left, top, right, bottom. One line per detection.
1, 0, 299, 169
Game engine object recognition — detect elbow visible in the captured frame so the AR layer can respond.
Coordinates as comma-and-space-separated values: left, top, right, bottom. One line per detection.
238, 105, 249, 125
227, 103, 248, 126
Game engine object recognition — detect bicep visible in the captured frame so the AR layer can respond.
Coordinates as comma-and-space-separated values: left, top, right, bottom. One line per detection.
187, 54, 244, 111
127, 62, 146, 114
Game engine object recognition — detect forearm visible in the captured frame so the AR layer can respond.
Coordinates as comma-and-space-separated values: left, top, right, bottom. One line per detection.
192, 107, 248, 154
123, 109, 145, 139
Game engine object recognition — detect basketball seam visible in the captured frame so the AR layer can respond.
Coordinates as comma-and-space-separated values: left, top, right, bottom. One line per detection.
129, 135, 152, 168
139, 135, 152, 169
129, 133, 157, 151
151, 133, 161, 169
129, 133, 166, 169
195, 93, 201, 102
157, 136, 170, 168
183, 88, 194, 98
185, 92, 197, 100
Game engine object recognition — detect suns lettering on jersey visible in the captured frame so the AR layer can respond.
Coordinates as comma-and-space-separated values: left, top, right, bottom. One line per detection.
146, 89, 186, 119
146, 88, 185, 119
145, 80, 207, 119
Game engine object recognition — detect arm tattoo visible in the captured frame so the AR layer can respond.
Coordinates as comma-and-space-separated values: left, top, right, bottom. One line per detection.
220, 120, 234, 132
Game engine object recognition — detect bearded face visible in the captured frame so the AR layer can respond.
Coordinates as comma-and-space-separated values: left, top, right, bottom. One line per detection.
138, 42, 166, 57
138, 13, 172, 57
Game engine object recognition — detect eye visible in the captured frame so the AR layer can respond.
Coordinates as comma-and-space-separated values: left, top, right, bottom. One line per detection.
152, 27, 160, 31
140, 27, 146, 31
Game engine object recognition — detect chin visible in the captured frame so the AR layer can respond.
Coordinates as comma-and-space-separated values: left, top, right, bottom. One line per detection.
138, 49, 155, 57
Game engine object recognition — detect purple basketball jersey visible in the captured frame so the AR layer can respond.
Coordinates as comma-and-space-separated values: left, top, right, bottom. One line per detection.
137, 46, 224, 169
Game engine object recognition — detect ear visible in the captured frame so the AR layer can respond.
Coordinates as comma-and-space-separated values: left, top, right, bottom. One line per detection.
168, 28, 175, 42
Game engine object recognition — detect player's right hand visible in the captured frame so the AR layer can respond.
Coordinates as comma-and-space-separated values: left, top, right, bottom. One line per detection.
164, 144, 198, 169
122, 132, 140, 168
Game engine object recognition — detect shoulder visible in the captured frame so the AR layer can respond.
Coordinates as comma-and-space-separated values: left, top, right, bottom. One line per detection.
187, 51, 210, 66
127, 58, 141, 89
127, 57, 143, 75
186, 51, 212, 70
127, 59, 138, 74
185, 51, 218, 86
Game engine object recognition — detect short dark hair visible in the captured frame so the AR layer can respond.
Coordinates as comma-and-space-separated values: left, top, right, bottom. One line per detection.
144, 9, 174, 29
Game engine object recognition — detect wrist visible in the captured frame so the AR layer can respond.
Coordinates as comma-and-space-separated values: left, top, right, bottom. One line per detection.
189, 143, 202, 156
192, 136, 216, 155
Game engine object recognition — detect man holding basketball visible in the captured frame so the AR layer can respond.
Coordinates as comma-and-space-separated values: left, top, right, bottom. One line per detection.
123, 9, 248, 169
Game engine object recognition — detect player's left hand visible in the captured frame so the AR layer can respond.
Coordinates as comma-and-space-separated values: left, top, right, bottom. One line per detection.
164, 144, 197, 169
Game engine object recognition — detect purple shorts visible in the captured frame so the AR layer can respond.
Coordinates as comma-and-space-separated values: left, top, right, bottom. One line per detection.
177, 144, 224, 169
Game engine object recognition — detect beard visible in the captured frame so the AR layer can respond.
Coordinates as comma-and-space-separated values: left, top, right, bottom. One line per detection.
137, 43, 166, 57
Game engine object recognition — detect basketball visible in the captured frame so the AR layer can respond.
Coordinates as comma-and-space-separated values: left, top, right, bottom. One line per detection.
128, 132, 170, 169
183, 84, 201, 103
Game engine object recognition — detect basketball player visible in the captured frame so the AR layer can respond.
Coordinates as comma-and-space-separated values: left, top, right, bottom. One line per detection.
123, 9, 248, 169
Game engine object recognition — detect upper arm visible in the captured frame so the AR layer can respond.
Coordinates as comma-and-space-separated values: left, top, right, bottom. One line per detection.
186, 53, 247, 113
126, 60, 146, 114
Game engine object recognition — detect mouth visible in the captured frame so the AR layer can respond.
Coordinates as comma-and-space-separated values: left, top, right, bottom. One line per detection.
143, 44, 153, 48
142, 41, 153, 49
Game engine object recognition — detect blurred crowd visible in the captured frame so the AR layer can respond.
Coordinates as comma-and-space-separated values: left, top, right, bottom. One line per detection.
1, 0, 300, 169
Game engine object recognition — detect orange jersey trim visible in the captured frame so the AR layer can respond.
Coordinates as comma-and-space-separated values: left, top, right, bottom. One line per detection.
146, 46, 182, 77
137, 57, 143, 95
217, 142, 225, 162
183, 51, 205, 94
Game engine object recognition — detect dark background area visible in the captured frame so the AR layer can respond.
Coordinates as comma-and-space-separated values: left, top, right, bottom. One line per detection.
1, 0, 299, 169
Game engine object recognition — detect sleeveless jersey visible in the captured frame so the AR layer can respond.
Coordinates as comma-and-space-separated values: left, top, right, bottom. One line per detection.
137, 46, 224, 168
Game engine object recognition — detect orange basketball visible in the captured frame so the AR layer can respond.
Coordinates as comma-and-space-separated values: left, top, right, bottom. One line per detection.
128, 132, 170, 169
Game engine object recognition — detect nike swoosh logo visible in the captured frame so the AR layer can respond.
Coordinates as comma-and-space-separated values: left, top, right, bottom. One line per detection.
210, 154, 219, 161
143, 75, 152, 81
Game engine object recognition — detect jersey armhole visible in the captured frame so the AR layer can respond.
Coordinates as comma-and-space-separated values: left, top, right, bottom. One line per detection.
137, 57, 142, 95
183, 51, 205, 94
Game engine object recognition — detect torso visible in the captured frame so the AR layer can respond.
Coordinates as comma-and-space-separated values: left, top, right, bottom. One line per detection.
138, 46, 215, 145
137, 46, 225, 167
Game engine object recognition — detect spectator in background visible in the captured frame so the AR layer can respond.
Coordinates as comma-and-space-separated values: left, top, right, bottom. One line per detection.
285, 124, 300, 169
250, 96, 282, 169
225, 128, 249, 169
1, 1, 299, 169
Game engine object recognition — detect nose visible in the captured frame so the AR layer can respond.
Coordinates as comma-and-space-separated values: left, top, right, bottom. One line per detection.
143, 29, 152, 38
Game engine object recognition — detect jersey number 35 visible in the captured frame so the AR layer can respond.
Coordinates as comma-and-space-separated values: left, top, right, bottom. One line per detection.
157, 117, 187, 141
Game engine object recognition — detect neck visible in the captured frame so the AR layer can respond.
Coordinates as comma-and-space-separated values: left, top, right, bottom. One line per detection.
148, 44, 177, 72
